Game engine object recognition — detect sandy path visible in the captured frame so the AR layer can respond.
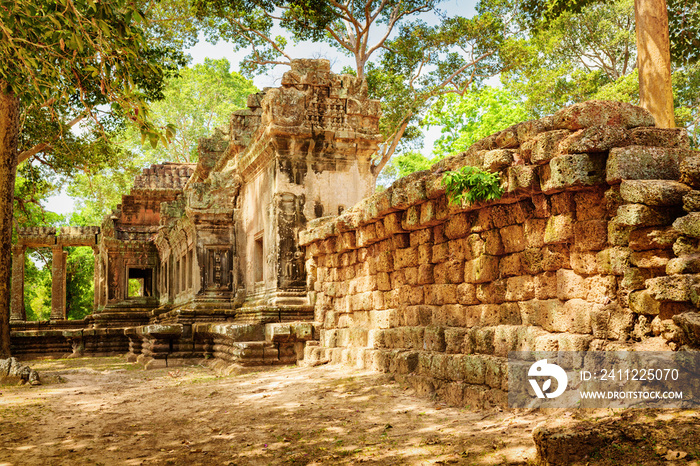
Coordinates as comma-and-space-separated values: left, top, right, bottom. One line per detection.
0, 357, 547, 465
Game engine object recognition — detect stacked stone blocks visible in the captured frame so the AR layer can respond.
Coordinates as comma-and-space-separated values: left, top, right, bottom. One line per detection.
300, 101, 700, 407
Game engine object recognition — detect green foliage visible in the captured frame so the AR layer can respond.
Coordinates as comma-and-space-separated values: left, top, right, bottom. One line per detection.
185, 0, 525, 175
118, 58, 257, 163
377, 150, 435, 187
425, 86, 530, 158
65, 247, 94, 320
23, 251, 51, 321
442, 166, 503, 206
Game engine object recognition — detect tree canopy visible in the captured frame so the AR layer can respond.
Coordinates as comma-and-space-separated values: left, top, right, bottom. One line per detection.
0, 0, 182, 357
187, 0, 525, 176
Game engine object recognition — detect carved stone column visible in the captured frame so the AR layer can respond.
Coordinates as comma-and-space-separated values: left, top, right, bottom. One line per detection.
50, 246, 66, 320
10, 244, 26, 321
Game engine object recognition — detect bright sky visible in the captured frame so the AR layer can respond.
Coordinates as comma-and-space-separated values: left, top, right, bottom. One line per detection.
46, 0, 478, 217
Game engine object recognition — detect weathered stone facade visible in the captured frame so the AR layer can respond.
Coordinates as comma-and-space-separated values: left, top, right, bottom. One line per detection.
10, 59, 382, 367
299, 100, 700, 407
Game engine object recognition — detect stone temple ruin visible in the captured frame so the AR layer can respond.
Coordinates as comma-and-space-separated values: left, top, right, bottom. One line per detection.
8, 59, 700, 407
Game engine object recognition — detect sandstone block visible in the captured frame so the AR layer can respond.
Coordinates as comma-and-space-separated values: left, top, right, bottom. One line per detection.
445, 328, 468, 353
500, 224, 527, 253
404, 305, 433, 327
432, 304, 466, 327
558, 125, 629, 153
449, 237, 468, 261
419, 200, 440, 226
417, 263, 434, 285
607, 218, 632, 246
596, 247, 631, 275
667, 253, 700, 274
628, 226, 680, 251
483, 356, 506, 389
629, 290, 662, 315
556, 269, 587, 300
619, 179, 690, 206
573, 219, 608, 250
518, 299, 561, 327
394, 246, 419, 269
517, 117, 554, 143
629, 127, 689, 147
476, 279, 507, 304
607, 146, 692, 183
574, 190, 607, 221
424, 284, 457, 305
673, 236, 700, 257
541, 244, 570, 271
465, 327, 494, 355
505, 164, 539, 193
424, 325, 447, 352
544, 214, 574, 244
523, 218, 546, 248
590, 304, 634, 340
646, 274, 700, 302
683, 190, 700, 212
672, 311, 700, 347
457, 283, 479, 305
490, 202, 535, 228
492, 325, 519, 357
531, 129, 571, 164
541, 153, 606, 193
505, 275, 536, 302
673, 212, 700, 238
551, 192, 576, 214
620, 267, 649, 292
615, 204, 673, 227
557, 333, 593, 352
497, 302, 522, 325
462, 354, 487, 384
679, 155, 700, 188
464, 255, 499, 283
546, 299, 592, 334
431, 242, 449, 263
534, 272, 557, 299
410, 228, 433, 247
552, 100, 654, 130
570, 250, 599, 274
499, 253, 522, 277
630, 249, 673, 269
521, 248, 545, 275
445, 212, 475, 239
586, 275, 617, 303
482, 229, 504, 255
483, 149, 514, 171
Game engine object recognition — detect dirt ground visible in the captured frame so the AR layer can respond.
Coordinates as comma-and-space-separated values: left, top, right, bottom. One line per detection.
2, 358, 699, 466
0, 357, 548, 465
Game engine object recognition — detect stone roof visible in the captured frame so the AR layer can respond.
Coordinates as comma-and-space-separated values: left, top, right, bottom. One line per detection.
132, 163, 196, 191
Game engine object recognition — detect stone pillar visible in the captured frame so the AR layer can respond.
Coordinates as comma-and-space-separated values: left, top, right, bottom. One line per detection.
50, 246, 66, 320
635, 0, 675, 128
10, 244, 26, 321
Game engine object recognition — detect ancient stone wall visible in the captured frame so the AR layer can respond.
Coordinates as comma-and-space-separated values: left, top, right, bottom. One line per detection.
300, 101, 700, 407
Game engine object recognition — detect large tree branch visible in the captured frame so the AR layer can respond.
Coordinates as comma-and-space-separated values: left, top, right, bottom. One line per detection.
17, 113, 85, 164
370, 116, 411, 177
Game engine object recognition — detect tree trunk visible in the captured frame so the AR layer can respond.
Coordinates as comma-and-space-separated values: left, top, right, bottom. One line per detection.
0, 82, 20, 358
635, 0, 675, 128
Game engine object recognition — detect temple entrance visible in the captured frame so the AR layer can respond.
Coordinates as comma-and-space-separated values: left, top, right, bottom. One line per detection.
11, 227, 100, 322
127, 268, 153, 297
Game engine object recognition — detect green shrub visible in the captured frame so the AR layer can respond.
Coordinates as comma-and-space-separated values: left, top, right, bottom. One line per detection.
441, 166, 503, 206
